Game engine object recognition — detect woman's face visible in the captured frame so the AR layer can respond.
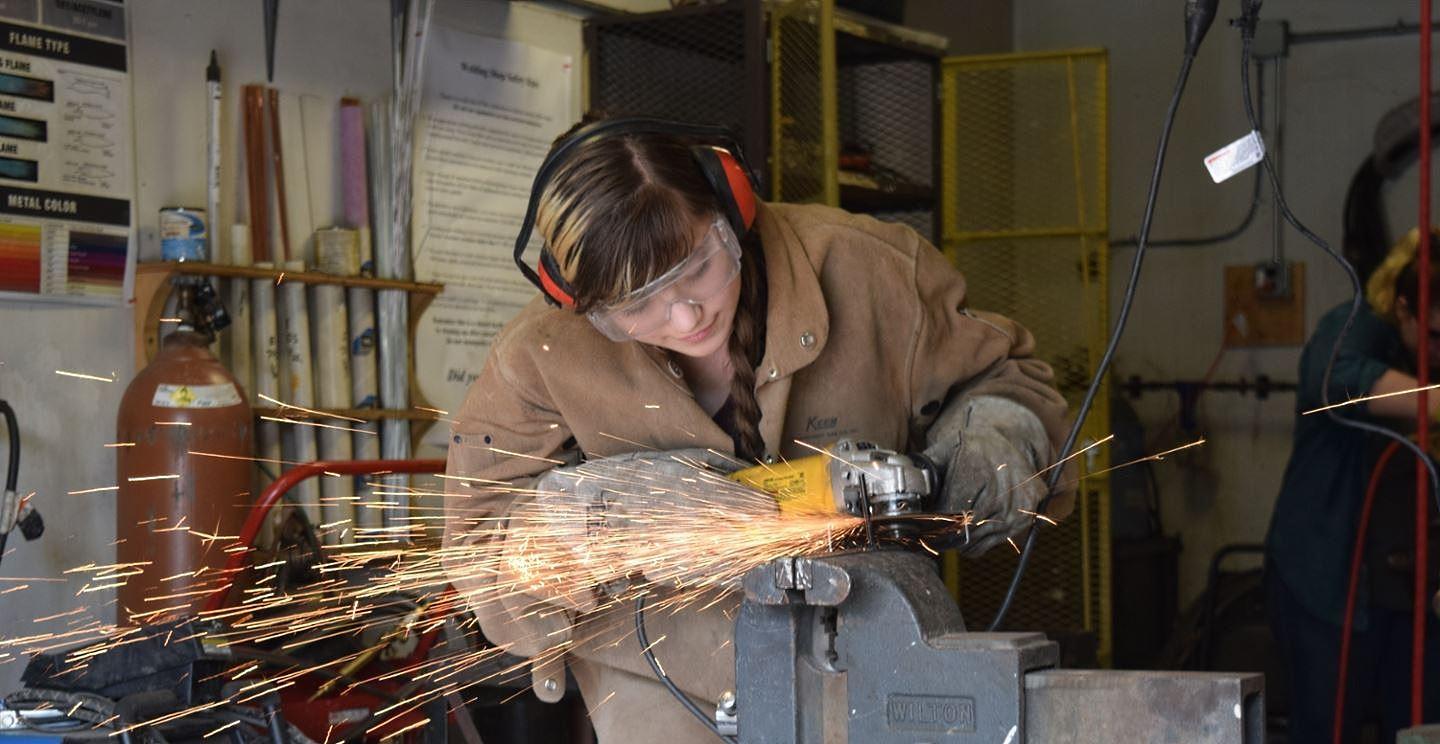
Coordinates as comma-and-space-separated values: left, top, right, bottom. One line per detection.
627, 216, 743, 359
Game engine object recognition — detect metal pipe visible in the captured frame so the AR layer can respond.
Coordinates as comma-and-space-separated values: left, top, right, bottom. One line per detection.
1289, 21, 1438, 47
1415, 0, 1433, 724
1271, 57, 1286, 265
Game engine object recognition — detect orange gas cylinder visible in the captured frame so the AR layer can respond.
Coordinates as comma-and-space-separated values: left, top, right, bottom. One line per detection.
116, 330, 251, 619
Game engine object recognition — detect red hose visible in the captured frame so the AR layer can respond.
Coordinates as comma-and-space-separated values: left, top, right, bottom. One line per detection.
1418, 0, 1434, 724
1335, 441, 1402, 743
200, 459, 446, 613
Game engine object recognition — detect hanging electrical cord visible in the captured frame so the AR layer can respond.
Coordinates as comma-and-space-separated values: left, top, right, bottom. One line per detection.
635, 594, 736, 743
986, 0, 1221, 632
1112, 58, 1267, 250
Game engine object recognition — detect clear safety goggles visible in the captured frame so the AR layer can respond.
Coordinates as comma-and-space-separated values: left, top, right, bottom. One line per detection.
587, 217, 742, 341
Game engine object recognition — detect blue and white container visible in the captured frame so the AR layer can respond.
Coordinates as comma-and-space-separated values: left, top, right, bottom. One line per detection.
159, 207, 208, 262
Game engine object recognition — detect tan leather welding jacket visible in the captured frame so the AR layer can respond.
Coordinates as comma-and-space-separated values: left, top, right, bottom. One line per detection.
442, 202, 1072, 725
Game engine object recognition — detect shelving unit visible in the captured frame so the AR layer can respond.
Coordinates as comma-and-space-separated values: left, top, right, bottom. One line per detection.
132, 261, 446, 444
585, 0, 944, 241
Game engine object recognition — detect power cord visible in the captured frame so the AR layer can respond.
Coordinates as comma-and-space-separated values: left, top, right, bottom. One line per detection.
986, 0, 1220, 632
635, 594, 736, 743
0, 399, 42, 568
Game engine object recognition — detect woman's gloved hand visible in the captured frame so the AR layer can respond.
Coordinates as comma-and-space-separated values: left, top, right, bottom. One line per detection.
502, 448, 772, 606
921, 396, 1054, 555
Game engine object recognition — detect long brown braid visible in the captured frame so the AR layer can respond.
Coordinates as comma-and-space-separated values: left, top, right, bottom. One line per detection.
726, 231, 768, 462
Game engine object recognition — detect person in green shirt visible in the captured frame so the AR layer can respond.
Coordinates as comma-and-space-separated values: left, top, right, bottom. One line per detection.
1268, 228, 1440, 742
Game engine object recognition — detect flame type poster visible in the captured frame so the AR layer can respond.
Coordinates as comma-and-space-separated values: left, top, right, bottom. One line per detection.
0, 0, 132, 305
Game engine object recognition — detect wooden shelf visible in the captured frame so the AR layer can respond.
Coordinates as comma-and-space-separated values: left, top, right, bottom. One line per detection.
133, 261, 443, 367
132, 262, 447, 450
137, 261, 443, 294
834, 8, 947, 64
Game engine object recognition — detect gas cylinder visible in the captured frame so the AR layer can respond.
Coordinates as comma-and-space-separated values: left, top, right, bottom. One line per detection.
116, 328, 251, 619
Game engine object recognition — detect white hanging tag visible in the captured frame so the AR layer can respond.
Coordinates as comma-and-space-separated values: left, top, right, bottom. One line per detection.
1204, 130, 1266, 184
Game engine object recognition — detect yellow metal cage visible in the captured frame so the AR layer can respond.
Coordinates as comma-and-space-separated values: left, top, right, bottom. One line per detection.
770, 0, 838, 206
940, 49, 1112, 662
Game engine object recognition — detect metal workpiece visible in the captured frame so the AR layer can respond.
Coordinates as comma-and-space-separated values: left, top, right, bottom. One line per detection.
734, 550, 1265, 743
1024, 670, 1264, 743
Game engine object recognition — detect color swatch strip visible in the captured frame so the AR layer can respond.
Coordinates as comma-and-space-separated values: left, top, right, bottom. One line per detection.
66, 230, 125, 297
0, 221, 41, 293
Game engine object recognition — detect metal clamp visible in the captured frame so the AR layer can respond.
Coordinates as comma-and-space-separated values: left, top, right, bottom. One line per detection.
715, 690, 738, 737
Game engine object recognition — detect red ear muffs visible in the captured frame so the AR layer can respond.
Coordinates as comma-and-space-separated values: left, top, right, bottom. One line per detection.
516, 119, 759, 309
537, 249, 577, 308
692, 145, 757, 237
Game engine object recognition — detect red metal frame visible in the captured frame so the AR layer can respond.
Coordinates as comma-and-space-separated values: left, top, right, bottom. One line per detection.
199, 459, 451, 742
203, 459, 445, 612
1417, 0, 1433, 724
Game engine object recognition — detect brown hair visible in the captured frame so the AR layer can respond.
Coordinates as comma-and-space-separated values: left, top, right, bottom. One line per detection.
536, 123, 767, 461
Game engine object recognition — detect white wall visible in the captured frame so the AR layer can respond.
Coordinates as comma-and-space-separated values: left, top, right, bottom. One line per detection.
0, 0, 615, 694
1015, 1, 1429, 609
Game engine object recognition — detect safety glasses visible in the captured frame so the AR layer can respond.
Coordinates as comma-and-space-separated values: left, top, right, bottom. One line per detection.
587, 218, 742, 341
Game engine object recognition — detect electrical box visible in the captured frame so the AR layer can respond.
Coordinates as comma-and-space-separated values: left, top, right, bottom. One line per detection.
1223, 261, 1305, 346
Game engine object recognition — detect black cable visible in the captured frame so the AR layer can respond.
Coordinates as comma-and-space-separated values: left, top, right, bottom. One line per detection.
1, 400, 18, 493
1113, 57, 1265, 250
987, 11, 1209, 632
635, 594, 735, 743
1232, 2, 1440, 514
1, 400, 19, 566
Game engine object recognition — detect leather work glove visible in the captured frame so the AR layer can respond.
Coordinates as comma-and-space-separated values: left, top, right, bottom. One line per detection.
922, 395, 1053, 555
501, 448, 772, 609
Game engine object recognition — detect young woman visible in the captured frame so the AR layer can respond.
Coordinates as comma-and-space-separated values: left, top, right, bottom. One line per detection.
443, 118, 1071, 743
1268, 228, 1440, 742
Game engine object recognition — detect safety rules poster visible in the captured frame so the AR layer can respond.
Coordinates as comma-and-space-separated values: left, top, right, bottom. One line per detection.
411, 28, 574, 447
0, 0, 132, 304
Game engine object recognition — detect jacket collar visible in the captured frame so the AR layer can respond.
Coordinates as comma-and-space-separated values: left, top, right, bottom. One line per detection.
754, 203, 829, 384
632, 203, 829, 395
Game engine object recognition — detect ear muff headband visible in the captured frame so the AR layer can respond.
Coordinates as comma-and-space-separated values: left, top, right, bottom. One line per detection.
537, 249, 576, 309
691, 145, 757, 238
513, 117, 759, 308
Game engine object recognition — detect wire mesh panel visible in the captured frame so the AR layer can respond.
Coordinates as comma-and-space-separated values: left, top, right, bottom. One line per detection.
840, 58, 936, 239
940, 49, 1112, 660
589, 6, 749, 132
771, 0, 836, 205
840, 60, 933, 188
